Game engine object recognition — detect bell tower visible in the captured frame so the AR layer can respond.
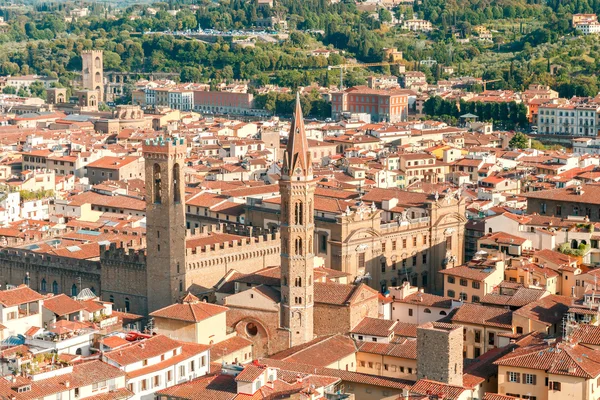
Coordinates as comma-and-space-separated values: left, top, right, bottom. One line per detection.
280, 93, 315, 347
143, 136, 187, 313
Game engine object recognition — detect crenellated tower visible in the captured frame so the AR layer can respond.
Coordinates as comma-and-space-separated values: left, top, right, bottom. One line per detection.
279, 93, 315, 347
143, 136, 187, 313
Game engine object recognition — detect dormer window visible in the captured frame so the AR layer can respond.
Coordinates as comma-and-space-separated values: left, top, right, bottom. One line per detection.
17, 385, 31, 393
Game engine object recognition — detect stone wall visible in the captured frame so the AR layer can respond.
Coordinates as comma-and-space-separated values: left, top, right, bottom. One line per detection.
417, 324, 463, 386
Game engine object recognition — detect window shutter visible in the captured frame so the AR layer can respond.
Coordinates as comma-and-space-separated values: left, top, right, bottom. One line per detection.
532, 375, 537, 385
516, 373, 521, 383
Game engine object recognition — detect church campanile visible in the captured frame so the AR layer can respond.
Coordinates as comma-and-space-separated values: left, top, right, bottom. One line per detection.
280, 94, 315, 347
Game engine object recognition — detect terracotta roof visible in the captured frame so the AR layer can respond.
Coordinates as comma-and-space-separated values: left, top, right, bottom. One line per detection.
260, 358, 414, 390
357, 338, 417, 359
86, 156, 140, 170
481, 287, 546, 307
0, 360, 126, 400
314, 282, 378, 306
494, 342, 600, 378
43, 294, 85, 316
350, 317, 397, 337
150, 293, 228, 322
523, 184, 600, 205
513, 294, 574, 327
393, 322, 418, 338
0, 285, 44, 307
234, 364, 264, 382
156, 373, 236, 400
269, 334, 357, 367
395, 292, 454, 308
439, 264, 496, 281
209, 336, 253, 362
571, 324, 600, 346
483, 394, 519, 400
410, 379, 467, 400
104, 335, 183, 366
451, 303, 512, 329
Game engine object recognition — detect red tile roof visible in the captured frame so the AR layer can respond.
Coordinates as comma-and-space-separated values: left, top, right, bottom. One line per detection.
495, 342, 600, 378
410, 379, 467, 400
150, 293, 228, 322
0, 285, 44, 307
451, 303, 512, 329
513, 294, 574, 327
314, 282, 378, 306
350, 317, 397, 337
43, 294, 85, 316
269, 334, 357, 367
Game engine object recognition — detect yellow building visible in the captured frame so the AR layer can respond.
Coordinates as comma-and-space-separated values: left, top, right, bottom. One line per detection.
451, 303, 513, 359
150, 293, 230, 345
495, 341, 600, 400
356, 338, 417, 380
512, 294, 575, 336
440, 256, 505, 303
504, 259, 560, 294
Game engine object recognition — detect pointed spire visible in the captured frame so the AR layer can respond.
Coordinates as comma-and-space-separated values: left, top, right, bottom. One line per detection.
283, 93, 311, 179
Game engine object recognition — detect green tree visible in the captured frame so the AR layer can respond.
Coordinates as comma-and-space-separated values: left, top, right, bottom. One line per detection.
509, 132, 530, 149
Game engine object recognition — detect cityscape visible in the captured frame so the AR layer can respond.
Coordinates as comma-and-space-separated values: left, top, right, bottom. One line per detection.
0, 0, 598, 399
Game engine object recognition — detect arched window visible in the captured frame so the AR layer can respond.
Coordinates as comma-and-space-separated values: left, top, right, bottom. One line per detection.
295, 237, 303, 255
153, 164, 162, 203
125, 297, 130, 312
440, 311, 447, 315
572, 239, 578, 249
90, 287, 95, 294
179, 280, 183, 292
41, 279, 46, 292
424, 308, 431, 314
75, 348, 82, 355
52, 281, 58, 295
308, 275, 312, 285
24, 274, 30, 287
71, 284, 78, 297
308, 200, 313, 223
173, 164, 181, 203
295, 277, 302, 287
94, 56, 101, 68
109, 295, 114, 303
294, 201, 303, 225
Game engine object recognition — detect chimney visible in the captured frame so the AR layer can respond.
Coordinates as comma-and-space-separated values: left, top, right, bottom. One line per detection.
65, 381, 70, 388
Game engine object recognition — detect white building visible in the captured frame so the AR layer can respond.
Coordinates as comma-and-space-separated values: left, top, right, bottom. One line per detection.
0, 192, 21, 224
573, 137, 600, 155
0, 285, 44, 340
102, 334, 210, 400
402, 18, 433, 32
537, 102, 600, 136
575, 20, 600, 34
388, 282, 461, 324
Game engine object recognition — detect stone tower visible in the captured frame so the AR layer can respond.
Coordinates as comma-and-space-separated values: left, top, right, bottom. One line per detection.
143, 137, 187, 313
280, 93, 315, 347
82, 50, 104, 102
417, 323, 463, 386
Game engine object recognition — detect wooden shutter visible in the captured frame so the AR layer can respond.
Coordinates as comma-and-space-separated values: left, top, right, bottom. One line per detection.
516, 373, 521, 383
532, 374, 537, 385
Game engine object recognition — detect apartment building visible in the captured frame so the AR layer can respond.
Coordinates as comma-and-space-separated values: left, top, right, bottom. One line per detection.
537, 101, 600, 136
331, 86, 409, 122
102, 334, 210, 400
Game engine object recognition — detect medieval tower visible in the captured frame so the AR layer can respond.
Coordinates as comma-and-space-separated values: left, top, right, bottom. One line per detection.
279, 94, 315, 347
143, 137, 187, 313
82, 50, 104, 102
